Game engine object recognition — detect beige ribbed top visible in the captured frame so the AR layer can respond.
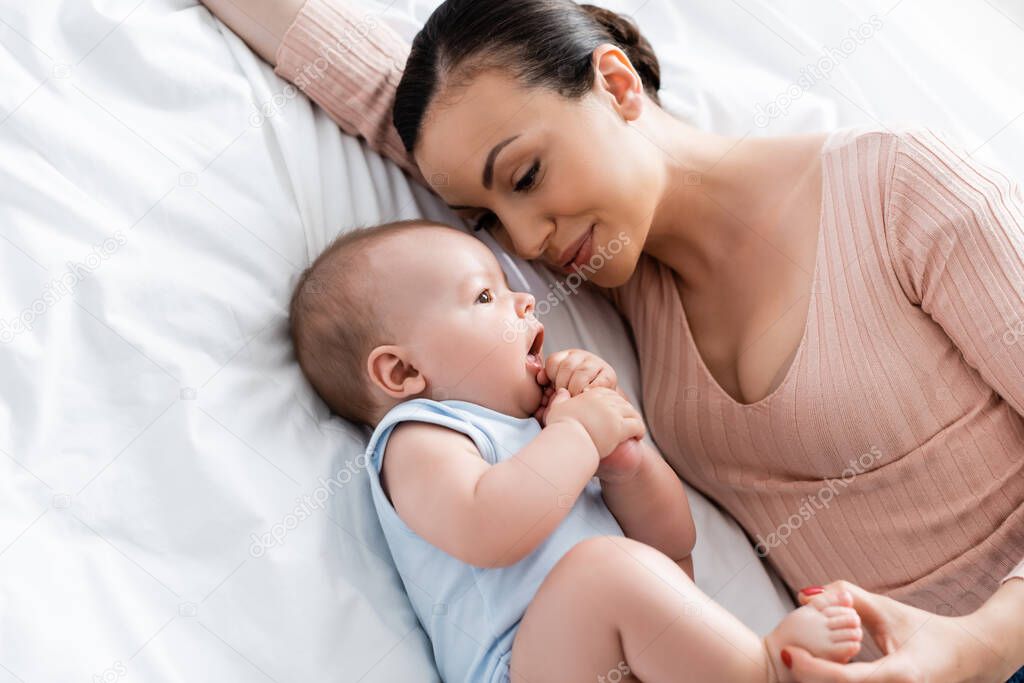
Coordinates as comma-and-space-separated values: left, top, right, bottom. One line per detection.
275, 0, 1024, 613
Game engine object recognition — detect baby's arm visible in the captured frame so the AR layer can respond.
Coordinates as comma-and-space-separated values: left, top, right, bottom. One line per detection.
600, 442, 697, 578
382, 419, 598, 568
541, 349, 696, 577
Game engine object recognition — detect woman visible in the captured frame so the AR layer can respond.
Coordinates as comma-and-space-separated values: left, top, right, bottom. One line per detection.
203, 0, 1024, 680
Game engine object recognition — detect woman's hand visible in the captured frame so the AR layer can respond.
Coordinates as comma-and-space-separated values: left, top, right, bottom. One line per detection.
786, 580, 1024, 683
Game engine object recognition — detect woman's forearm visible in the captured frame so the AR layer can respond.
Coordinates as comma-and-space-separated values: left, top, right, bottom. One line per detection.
271, 0, 420, 177
199, 0, 304, 63
963, 578, 1024, 680
205, 0, 421, 178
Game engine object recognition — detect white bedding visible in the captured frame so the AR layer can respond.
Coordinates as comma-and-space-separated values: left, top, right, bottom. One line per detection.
1, 0, 1021, 680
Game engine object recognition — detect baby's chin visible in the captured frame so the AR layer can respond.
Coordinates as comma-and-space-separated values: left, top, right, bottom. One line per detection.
522, 375, 546, 418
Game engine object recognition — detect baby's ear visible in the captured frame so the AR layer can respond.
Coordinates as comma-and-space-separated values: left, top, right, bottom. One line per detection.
367, 345, 426, 399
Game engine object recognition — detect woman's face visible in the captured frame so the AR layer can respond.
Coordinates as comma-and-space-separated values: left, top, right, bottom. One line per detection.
413, 60, 666, 288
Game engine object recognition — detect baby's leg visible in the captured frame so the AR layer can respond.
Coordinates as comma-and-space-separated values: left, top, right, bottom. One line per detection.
509, 536, 775, 683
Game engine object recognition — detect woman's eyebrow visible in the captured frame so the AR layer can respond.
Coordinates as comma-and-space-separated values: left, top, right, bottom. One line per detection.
446, 134, 521, 211
483, 135, 520, 189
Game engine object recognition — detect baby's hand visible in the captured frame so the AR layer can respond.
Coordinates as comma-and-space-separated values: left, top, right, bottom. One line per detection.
538, 349, 618, 397
544, 386, 645, 458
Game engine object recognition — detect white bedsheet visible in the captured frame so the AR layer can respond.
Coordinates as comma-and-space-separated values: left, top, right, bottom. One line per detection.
1, 0, 1021, 681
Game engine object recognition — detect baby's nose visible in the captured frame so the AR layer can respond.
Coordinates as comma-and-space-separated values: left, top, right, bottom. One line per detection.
515, 292, 536, 317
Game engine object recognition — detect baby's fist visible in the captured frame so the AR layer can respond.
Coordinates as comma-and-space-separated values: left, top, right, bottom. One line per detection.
545, 386, 645, 458
539, 349, 618, 397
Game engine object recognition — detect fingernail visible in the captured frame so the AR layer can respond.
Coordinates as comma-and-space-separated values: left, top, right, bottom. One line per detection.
781, 649, 792, 669
799, 586, 824, 596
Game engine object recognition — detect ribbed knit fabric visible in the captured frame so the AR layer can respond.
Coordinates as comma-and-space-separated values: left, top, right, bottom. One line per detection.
274, 0, 421, 181
274, 1, 1024, 611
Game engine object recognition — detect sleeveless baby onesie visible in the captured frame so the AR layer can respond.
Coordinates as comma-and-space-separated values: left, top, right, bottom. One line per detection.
365, 398, 624, 682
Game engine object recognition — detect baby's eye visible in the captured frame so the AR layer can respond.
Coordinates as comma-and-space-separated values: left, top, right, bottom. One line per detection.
475, 288, 494, 304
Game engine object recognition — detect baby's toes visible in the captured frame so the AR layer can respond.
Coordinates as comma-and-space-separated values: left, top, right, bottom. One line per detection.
823, 605, 861, 630
830, 626, 863, 643
826, 608, 862, 639
829, 638, 862, 664
827, 612, 860, 630
817, 625, 862, 664
808, 587, 854, 612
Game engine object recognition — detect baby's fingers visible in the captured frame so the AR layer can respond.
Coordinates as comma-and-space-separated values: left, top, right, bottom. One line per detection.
543, 350, 573, 382
554, 357, 587, 392
620, 416, 646, 441
567, 365, 602, 395
589, 366, 617, 390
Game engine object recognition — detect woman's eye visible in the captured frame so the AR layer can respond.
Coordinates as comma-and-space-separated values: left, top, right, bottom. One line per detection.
472, 212, 498, 233
475, 288, 494, 304
514, 160, 540, 193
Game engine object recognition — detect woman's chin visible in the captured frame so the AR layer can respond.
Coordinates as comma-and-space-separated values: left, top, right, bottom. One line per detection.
589, 256, 638, 289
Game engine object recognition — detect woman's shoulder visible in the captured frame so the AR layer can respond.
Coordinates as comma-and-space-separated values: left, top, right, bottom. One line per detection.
820, 124, 971, 166
819, 124, 985, 231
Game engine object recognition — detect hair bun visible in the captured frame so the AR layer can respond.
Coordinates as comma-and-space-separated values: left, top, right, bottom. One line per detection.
580, 4, 661, 101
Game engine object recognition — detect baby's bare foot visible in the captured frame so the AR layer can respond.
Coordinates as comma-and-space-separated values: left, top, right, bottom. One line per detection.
764, 589, 863, 682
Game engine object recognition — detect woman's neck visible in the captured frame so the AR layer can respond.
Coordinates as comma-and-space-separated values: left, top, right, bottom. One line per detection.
639, 110, 794, 290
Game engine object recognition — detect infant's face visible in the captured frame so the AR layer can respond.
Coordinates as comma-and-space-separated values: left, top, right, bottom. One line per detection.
370, 228, 545, 417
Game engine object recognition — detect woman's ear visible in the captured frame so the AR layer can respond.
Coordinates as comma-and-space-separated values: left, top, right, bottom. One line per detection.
367, 345, 427, 399
591, 44, 645, 121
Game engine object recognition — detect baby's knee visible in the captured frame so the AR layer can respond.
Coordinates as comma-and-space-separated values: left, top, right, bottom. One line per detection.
560, 536, 678, 579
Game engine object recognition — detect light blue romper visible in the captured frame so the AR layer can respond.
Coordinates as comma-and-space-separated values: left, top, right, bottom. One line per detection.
365, 398, 625, 683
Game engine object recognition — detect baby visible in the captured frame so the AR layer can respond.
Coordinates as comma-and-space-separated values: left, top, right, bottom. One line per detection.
289, 219, 863, 683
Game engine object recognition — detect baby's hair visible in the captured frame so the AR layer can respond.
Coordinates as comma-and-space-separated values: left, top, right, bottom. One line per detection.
289, 219, 455, 425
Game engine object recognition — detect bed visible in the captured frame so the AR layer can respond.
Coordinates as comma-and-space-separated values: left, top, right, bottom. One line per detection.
1, 0, 1022, 680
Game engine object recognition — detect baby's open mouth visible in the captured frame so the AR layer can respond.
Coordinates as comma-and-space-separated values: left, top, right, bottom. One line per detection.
526, 325, 545, 372
528, 325, 544, 356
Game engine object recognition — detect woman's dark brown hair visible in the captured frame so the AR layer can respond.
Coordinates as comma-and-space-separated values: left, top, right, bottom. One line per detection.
393, 0, 661, 154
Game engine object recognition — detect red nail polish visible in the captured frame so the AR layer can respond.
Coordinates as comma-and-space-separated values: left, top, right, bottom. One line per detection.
781, 649, 792, 669
799, 586, 824, 596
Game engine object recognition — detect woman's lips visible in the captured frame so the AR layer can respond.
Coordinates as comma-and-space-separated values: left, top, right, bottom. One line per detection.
561, 225, 594, 274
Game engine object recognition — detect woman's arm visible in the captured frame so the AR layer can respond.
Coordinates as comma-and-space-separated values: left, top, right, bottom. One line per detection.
791, 128, 1024, 682
199, 0, 304, 63
201, 0, 422, 179
886, 128, 1024, 588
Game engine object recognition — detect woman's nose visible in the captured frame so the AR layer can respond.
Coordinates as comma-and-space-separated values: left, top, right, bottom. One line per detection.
503, 212, 553, 260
